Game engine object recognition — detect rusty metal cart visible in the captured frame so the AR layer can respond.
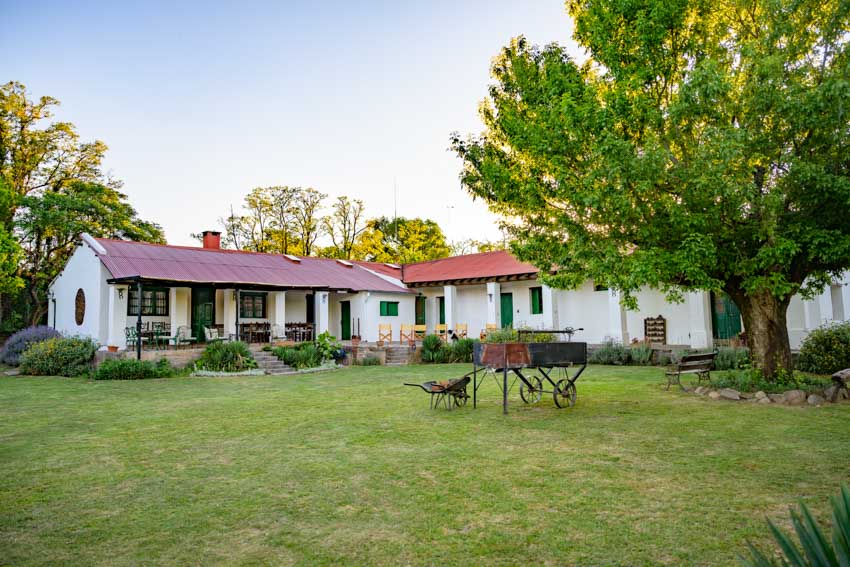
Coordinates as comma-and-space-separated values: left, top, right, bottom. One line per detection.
472, 336, 588, 415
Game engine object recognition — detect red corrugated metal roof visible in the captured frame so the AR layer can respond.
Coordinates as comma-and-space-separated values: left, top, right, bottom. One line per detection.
401, 250, 539, 284
93, 238, 413, 294
351, 260, 402, 278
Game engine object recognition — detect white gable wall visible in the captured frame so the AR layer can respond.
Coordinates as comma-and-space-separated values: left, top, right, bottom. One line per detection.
49, 243, 108, 345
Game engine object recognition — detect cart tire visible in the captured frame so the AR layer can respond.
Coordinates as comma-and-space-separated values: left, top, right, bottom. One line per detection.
553, 379, 576, 408
454, 394, 468, 407
519, 376, 543, 404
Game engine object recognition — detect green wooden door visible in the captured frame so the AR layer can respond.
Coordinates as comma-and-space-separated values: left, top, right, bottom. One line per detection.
438, 297, 445, 325
711, 292, 743, 339
340, 301, 351, 340
415, 296, 426, 325
191, 288, 215, 341
500, 292, 514, 328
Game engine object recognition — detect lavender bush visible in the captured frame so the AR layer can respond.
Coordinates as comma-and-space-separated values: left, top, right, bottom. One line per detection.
0, 326, 61, 366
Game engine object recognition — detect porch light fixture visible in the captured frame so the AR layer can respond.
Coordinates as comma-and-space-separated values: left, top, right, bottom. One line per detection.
118, 287, 125, 299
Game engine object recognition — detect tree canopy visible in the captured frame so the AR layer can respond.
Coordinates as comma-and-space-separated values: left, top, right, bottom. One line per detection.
452, 0, 850, 376
353, 216, 451, 264
0, 82, 164, 327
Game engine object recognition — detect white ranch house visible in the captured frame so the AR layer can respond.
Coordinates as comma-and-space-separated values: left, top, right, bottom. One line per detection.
49, 232, 850, 351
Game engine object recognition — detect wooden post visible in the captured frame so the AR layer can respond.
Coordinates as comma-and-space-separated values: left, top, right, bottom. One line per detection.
136, 280, 143, 361
502, 345, 508, 415
235, 289, 240, 342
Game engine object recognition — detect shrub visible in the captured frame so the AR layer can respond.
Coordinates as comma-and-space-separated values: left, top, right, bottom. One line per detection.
796, 322, 850, 375
95, 358, 172, 380
483, 328, 518, 343
195, 341, 257, 372
357, 356, 381, 366
714, 347, 750, 371
713, 367, 830, 394
291, 344, 322, 369
272, 343, 323, 369
421, 334, 445, 363
589, 340, 630, 365
19, 336, 98, 377
741, 484, 850, 567
629, 344, 653, 365
315, 331, 342, 362
445, 338, 477, 363
0, 325, 61, 366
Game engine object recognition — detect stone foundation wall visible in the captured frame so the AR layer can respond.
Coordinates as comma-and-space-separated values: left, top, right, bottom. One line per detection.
94, 348, 203, 369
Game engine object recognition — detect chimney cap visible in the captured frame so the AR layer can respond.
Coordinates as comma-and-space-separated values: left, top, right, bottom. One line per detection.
202, 230, 221, 236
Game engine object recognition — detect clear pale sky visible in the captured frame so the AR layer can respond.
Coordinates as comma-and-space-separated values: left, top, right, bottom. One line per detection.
2, 0, 580, 246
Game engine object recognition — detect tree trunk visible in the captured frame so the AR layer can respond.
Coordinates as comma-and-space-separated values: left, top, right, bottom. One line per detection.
728, 288, 793, 379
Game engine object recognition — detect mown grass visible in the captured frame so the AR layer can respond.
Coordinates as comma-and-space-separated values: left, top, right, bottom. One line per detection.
1, 364, 848, 566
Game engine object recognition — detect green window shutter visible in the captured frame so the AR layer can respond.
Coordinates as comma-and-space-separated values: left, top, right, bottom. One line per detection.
530, 287, 543, 315
388, 302, 398, 316
438, 297, 445, 324
380, 301, 387, 316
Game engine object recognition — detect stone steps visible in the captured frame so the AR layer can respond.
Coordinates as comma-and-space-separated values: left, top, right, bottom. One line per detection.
252, 351, 294, 375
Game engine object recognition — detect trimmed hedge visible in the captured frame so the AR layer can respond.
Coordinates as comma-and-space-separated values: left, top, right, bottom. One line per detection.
95, 358, 172, 380
19, 336, 98, 377
0, 325, 61, 366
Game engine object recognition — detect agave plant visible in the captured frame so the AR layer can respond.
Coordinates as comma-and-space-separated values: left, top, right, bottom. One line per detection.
741, 484, 850, 566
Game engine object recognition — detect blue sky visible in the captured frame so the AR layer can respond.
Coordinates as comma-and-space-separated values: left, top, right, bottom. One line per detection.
2, 1, 580, 246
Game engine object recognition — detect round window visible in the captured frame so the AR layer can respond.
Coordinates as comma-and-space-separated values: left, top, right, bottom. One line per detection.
75, 289, 85, 326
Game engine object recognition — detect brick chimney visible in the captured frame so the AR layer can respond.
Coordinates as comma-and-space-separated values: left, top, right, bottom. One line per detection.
202, 230, 221, 250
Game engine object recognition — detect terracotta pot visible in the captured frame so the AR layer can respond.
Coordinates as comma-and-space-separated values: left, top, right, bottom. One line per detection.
107, 345, 119, 353
376, 340, 385, 348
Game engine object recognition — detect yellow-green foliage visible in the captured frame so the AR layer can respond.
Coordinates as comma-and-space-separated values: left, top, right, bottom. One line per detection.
18, 336, 97, 377
797, 322, 850, 375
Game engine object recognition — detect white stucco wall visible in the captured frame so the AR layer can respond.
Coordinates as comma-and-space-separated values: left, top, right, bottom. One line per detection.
555, 282, 613, 343
623, 289, 692, 345
49, 243, 108, 345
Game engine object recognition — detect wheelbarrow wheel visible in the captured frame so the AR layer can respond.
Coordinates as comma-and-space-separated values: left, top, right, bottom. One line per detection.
520, 376, 543, 404
453, 393, 468, 407
553, 379, 576, 408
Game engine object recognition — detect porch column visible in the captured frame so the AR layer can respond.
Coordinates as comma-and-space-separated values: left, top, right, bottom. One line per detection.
315, 291, 330, 336
169, 287, 179, 338
486, 282, 501, 328
687, 291, 713, 349
607, 289, 628, 343
817, 287, 833, 325
222, 289, 237, 338
541, 285, 559, 329
273, 291, 286, 336
106, 285, 126, 349
802, 298, 820, 331
443, 285, 457, 331
840, 276, 850, 322
427, 295, 440, 333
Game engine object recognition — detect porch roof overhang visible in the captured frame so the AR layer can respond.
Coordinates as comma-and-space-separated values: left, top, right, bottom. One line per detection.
104, 275, 356, 294
406, 272, 539, 288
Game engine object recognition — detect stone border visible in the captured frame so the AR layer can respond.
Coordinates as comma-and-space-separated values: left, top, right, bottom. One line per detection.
191, 369, 266, 377
688, 385, 848, 406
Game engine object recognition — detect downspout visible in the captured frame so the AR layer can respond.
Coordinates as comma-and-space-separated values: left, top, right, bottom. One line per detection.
51, 293, 57, 329
136, 280, 143, 361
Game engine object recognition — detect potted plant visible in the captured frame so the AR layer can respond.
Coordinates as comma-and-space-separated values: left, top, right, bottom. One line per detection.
107, 345, 119, 353
351, 335, 361, 346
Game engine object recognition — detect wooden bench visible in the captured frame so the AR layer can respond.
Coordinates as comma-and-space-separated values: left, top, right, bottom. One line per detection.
665, 352, 717, 390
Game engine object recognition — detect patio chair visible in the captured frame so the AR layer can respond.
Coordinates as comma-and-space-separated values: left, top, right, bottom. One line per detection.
378, 324, 392, 343
481, 323, 497, 339
204, 326, 225, 344
124, 327, 148, 350
414, 324, 427, 340
435, 324, 448, 343
400, 324, 414, 344
151, 322, 168, 350
455, 323, 468, 339
170, 325, 197, 349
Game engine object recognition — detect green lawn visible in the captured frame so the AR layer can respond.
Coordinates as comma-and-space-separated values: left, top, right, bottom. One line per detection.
1, 365, 848, 566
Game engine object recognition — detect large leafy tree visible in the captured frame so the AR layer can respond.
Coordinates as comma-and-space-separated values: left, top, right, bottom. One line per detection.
16, 181, 164, 324
322, 196, 366, 259
0, 82, 164, 327
452, 0, 850, 377
354, 216, 451, 264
